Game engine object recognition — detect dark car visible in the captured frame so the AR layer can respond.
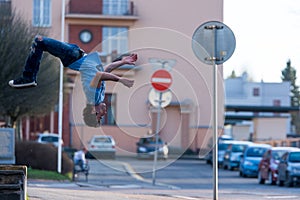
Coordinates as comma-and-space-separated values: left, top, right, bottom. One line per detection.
239, 143, 271, 177
277, 148, 300, 187
258, 147, 298, 185
136, 136, 168, 160
222, 141, 253, 170
205, 140, 234, 167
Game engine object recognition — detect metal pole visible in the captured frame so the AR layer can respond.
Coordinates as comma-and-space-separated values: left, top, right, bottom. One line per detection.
212, 27, 218, 200
57, 0, 65, 173
193, 21, 234, 200
212, 63, 218, 200
152, 92, 163, 185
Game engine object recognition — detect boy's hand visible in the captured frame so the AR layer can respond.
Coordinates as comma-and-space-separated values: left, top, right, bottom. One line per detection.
122, 53, 138, 65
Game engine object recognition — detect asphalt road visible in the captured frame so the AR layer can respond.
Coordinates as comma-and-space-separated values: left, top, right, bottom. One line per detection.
27, 157, 300, 200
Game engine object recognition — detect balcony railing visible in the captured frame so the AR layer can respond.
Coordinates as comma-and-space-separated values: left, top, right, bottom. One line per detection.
66, 0, 136, 16
102, 0, 134, 16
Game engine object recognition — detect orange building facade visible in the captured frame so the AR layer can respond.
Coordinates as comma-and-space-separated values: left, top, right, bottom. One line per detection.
12, 0, 225, 156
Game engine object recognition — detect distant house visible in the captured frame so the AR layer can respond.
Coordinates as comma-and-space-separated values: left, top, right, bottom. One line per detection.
225, 72, 293, 141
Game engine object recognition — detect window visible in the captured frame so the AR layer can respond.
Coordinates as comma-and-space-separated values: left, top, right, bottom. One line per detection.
273, 99, 281, 106
246, 147, 267, 157
289, 152, 300, 162
101, 93, 116, 125
33, 0, 51, 27
232, 144, 247, 153
102, 0, 128, 15
253, 87, 260, 96
102, 27, 128, 57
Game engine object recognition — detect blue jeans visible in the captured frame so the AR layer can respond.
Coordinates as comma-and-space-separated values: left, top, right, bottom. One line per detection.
74, 159, 87, 171
23, 36, 84, 80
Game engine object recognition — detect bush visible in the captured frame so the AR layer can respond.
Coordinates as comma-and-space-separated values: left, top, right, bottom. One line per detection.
15, 141, 73, 174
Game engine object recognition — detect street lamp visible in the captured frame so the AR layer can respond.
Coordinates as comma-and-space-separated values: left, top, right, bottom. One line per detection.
57, 0, 65, 174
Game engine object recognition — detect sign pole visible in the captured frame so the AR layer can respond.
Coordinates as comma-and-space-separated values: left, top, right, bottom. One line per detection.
152, 92, 163, 185
150, 68, 172, 185
192, 21, 235, 200
210, 26, 219, 200
204, 24, 221, 200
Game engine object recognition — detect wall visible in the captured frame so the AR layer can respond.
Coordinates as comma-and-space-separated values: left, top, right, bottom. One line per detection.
254, 117, 289, 141
232, 124, 251, 141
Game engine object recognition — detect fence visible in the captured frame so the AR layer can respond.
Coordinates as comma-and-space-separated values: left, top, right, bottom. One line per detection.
256, 138, 300, 148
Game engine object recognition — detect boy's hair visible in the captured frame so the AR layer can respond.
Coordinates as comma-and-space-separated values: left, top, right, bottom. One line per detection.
83, 104, 99, 127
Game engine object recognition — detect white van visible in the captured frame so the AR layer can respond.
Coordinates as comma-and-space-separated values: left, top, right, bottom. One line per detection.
36, 133, 63, 147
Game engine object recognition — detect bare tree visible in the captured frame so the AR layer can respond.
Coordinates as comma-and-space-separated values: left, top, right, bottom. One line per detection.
0, 5, 60, 131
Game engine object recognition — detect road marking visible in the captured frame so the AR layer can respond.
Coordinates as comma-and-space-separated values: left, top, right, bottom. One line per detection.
109, 184, 142, 189
265, 196, 298, 199
171, 195, 199, 200
121, 161, 180, 189
121, 162, 144, 181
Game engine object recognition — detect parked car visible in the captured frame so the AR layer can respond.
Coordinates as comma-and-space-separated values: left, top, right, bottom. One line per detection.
36, 133, 63, 147
136, 136, 168, 160
222, 141, 253, 170
239, 143, 271, 177
205, 140, 234, 167
87, 135, 116, 159
277, 148, 300, 187
258, 147, 298, 185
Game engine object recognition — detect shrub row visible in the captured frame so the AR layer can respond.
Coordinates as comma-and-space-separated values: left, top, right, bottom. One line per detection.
15, 141, 73, 174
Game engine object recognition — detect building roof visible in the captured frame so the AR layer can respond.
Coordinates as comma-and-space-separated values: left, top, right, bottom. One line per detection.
226, 105, 299, 113
225, 105, 299, 125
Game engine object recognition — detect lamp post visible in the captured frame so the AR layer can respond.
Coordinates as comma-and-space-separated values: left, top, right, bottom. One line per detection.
57, 0, 65, 174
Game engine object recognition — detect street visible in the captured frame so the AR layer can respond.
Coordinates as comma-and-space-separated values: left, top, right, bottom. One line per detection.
28, 157, 300, 200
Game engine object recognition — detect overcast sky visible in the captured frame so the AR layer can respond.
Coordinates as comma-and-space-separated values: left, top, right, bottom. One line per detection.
223, 0, 300, 84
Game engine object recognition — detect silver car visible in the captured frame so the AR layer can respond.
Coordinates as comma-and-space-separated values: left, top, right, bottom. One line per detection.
277, 148, 300, 187
87, 135, 116, 159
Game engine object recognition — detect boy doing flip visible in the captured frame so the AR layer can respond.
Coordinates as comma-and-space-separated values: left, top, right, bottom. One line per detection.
9, 36, 137, 127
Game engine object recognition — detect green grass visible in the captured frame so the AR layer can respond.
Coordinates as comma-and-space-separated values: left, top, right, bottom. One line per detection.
27, 168, 72, 181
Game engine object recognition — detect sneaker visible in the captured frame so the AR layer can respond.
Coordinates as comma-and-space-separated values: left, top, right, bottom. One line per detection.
8, 77, 37, 88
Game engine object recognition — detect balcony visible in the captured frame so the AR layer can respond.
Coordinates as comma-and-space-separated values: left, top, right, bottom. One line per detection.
65, 0, 138, 24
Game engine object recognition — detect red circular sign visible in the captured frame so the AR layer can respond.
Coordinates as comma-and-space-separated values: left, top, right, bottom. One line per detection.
151, 69, 172, 91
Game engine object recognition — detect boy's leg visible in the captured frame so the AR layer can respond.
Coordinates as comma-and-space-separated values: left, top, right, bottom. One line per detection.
39, 36, 84, 67
8, 36, 44, 87
9, 35, 84, 88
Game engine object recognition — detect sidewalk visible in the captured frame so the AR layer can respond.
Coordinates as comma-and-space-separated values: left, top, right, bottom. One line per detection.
27, 157, 298, 200
27, 160, 188, 200
28, 179, 268, 200
27, 179, 250, 200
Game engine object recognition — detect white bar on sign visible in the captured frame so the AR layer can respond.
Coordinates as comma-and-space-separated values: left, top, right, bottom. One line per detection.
152, 78, 171, 83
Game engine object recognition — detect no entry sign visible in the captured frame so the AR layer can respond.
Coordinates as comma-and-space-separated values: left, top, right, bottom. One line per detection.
151, 69, 172, 92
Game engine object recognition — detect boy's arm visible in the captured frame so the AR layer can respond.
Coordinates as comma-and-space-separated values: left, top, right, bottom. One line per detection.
104, 60, 125, 73
90, 71, 134, 88
104, 53, 137, 73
